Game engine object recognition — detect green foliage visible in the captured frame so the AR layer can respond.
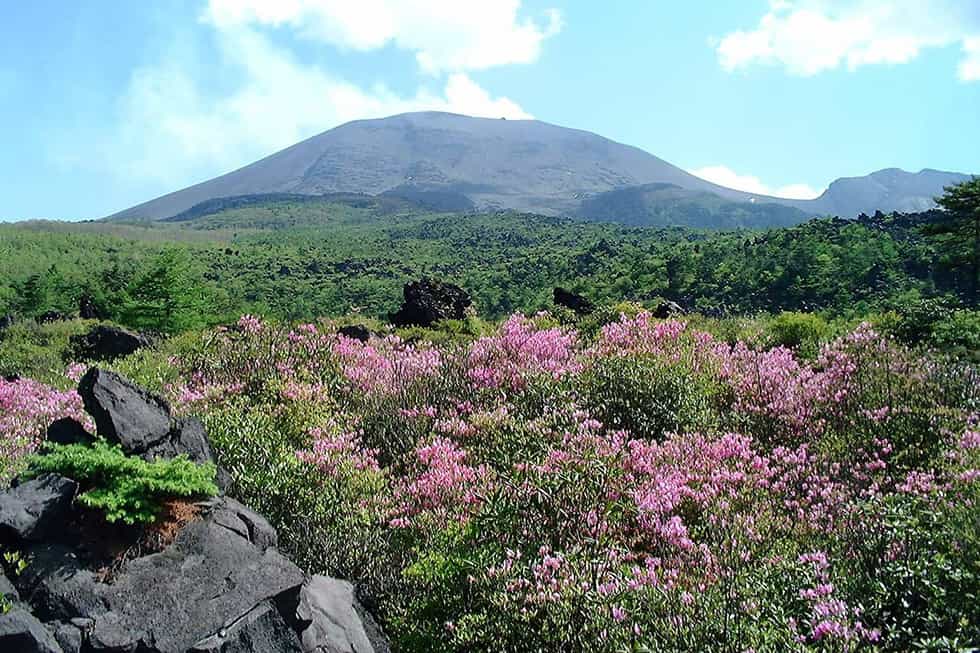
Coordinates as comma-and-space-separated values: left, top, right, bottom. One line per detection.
26, 441, 218, 524
931, 177, 980, 305
583, 355, 716, 439
2, 201, 976, 339
0, 318, 95, 388
118, 249, 209, 333
766, 311, 829, 358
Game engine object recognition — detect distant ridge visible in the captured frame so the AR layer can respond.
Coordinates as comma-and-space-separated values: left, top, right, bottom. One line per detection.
108, 112, 974, 226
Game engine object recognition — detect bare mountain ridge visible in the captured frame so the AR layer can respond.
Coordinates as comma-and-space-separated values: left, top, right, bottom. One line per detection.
108, 112, 973, 224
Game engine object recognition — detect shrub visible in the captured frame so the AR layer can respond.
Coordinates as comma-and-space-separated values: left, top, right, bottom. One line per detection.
26, 441, 218, 524
583, 354, 715, 439
766, 311, 829, 358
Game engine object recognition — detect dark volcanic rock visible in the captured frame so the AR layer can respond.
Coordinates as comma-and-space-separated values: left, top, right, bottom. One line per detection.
0, 609, 64, 653
1, 569, 19, 602
37, 311, 69, 325
77, 296, 101, 321
390, 278, 471, 327
45, 419, 94, 447
296, 577, 388, 653
0, 314, 14, 330
553, 287, 595, 316
338, 325, 372, 343
78, 369, 173, 454
0, 475, 77, 543
70, 326, 149, 362
653, 300, 685, 319
49, 622, 83, 653
190, 601, 303, 653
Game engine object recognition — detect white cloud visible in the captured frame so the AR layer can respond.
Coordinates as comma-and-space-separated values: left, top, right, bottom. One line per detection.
690, 165, 821, 200
102, 21, 532, 188
204, 0, 562, 74
717, 0, 980, 80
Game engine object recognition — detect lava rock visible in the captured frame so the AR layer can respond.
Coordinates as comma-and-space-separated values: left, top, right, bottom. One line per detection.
205, 497, 278, 550
390, 278, 471, 327
337, 325, 371, 343
48, 622, 83, 653
37, 311, 68, 325
653, 300, 685, 319
190, 601, 303, 653
15, 543, 104, 622
0, 314, 14, 330
0, 475, 78, 543
553, 287, 595, 316
69, 326, 149, 362
77, 369, 173, 454
45, 419, 94, 447
0, 609, 64, 653
1, 569, 19, 603
296, 577, 388, 653
77, 297, 102, 321
166, 417, 216, 465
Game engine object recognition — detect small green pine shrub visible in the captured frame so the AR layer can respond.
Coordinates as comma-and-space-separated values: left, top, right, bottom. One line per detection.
26, 441, 218, 524
0, 318, 95, 389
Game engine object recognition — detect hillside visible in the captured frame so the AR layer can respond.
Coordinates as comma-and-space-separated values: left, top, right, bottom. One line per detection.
107, 112, 975, 226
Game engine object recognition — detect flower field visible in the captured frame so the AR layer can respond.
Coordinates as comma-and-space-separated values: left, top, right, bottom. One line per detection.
3, 311, 979, 651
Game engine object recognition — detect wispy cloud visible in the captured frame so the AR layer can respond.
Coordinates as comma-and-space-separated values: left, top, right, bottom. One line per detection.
717, 0, 980, 81
690, 165, 821, 199
204, 0, 562, 74
93, 1, 548, 188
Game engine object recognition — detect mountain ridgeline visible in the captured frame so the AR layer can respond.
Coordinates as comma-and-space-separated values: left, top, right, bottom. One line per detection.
107, 112, 974, 229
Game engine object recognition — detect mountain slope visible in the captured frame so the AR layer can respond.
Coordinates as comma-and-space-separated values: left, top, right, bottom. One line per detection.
107, 112, 787, 222
107, 112, 974, 224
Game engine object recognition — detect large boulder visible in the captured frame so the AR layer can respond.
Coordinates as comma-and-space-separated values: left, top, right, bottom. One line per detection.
390, 278, 471, 327
9, 497, 387, 653
337, 325, 372, 343
77, 296, 102, 321
36, 311, 68, 325
296, 577, 390, 653
0, 475, 77, 543
0, 314, 14, 331
0, 609, 64, 653
78, 369, 173, 454
70, 326, 149, 362
553, 287, 595, 316
653, 300, 685, 319
76, 369, 227, 491
45, 419, 95, 447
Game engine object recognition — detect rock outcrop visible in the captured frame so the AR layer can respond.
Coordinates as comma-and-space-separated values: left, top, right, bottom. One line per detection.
653, 300, 685, 319
553, 287, 595, 316
0, 369, 389, 653
337, 325, 372, 343
390, 278, 471, 327
70, 325, 149, 362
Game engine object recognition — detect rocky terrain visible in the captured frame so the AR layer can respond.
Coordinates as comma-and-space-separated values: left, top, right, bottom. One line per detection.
0, 369, 389, 653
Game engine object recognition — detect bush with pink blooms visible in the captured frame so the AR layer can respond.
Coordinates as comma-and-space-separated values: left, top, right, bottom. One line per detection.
5, 311, 978, 651
0, 375, 93, 483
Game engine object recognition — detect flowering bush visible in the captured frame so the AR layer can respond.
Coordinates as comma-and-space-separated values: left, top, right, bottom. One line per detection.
9, 312, 974, 651
0, 376, 93, 484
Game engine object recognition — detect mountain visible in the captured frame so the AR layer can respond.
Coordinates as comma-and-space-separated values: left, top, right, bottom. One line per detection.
107, 112, 973, 225
802, 168, 973, 217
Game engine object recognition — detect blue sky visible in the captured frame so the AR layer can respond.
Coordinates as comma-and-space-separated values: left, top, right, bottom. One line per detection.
1, 0, 979, 220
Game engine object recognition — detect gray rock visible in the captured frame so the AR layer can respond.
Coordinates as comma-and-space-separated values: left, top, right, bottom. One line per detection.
653, 300, 685, 319
69, 326, 149, 362
390, 278, 471, 327
48, 622, 83, 653
337, 325, 371, 343
45, 419, 94, 447
87, 611, 141, 652
553, 287, 595, 316
0, 475, 77, 542
16, 543, 104, 622
1, 569, 19, 602
296, 577, 384, 653
206, 498, 278, 550
191, 601, 303, 653
165, 416, 216, 465
0, 608, 64, 653
78, 369, 173, 454
87, 504, 306, 653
